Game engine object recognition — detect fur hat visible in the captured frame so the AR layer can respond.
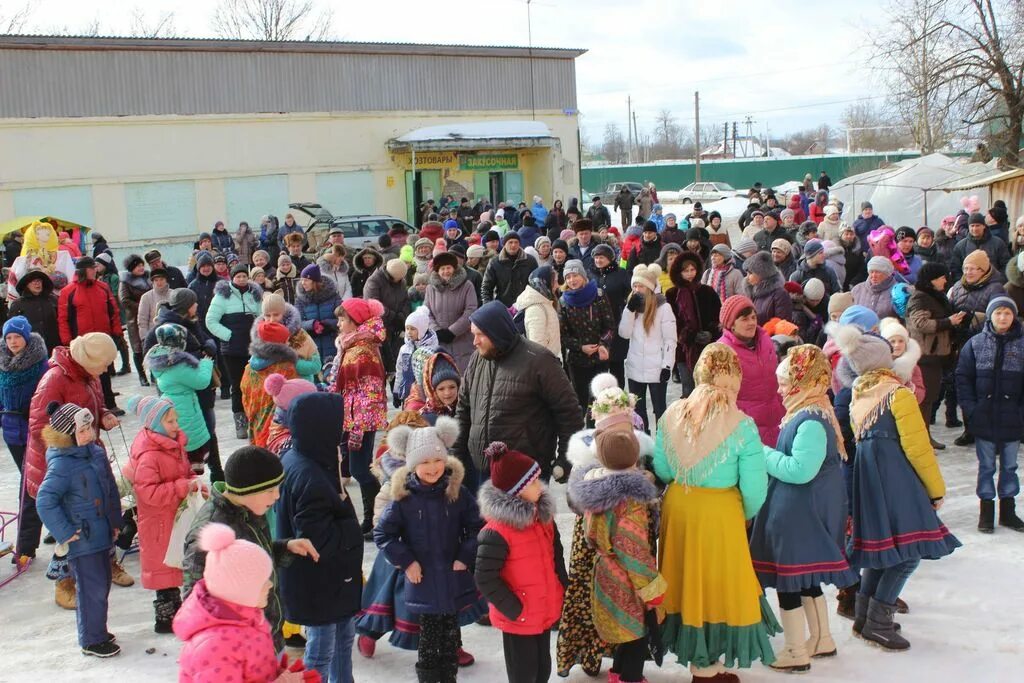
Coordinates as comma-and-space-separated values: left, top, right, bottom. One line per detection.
387, 415, 459, 470
198, 523, 274, 609
46, 401, 93, 435
594, 427, 640, 470
264, 373, 317, 410
592, 243, 616, 262
631, 263, 661, 292
340, 298, 384, 325
155, 322, 188, 349
386, 258, 409, 281
744, 251, 778, 279
573, 218, 594, 233
69, 332, 117, 375
223, 446, 284, 496
484, 441, 540, 495
828, 322, 893, 375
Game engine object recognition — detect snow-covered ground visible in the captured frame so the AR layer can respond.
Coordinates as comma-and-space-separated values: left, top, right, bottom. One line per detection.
2, 371, 1023, 682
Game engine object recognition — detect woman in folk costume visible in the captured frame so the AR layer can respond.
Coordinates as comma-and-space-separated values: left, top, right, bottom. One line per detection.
556, 373, 654, 678
831, 323, 960, 651
653, 343, 778, 681
7, 221, 76, 302
748, 345, 859, 673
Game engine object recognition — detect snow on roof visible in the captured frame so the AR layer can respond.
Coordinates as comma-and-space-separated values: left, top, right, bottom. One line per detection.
394, 121, 554, 143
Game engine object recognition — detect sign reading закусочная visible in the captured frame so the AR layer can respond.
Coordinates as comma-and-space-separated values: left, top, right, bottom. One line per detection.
460, 153, 519, 171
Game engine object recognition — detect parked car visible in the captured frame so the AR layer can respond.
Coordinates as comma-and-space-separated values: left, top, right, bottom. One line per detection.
288, 203, 418, 253
677, 182, 741, 204
308, 214, 418, 254
598, 181, 645, 204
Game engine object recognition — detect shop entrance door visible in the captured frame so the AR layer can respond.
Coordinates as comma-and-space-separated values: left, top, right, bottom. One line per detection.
405, 170, 443, 226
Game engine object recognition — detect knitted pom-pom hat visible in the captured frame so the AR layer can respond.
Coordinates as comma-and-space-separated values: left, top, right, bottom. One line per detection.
484, 441, 540, 495
387, 415, 459, 470
264, 373, 317, 410
198, 523, 273, 609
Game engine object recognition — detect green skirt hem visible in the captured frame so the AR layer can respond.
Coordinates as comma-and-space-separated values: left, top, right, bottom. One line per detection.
661, 596, 780, 669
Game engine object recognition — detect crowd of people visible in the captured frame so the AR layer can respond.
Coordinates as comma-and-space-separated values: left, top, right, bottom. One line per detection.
1, 180, 1021, 683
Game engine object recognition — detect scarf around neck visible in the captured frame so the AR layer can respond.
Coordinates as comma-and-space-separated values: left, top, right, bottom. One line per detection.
562, 279, 599, 307
660, 343, 745, 485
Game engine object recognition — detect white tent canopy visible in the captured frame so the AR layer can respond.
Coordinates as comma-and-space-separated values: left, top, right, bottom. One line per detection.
830, 153, 995, 227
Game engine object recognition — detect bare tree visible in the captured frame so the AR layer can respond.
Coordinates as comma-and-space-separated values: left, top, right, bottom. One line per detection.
869, 0, 967, 154
601, 123, 627, 164
212, 0, 334, 41
0, 1, 31, 32
131, 8, 177, 38
651, 109, 686, 160
937, 0, 1024, 166
841, 101, 913, 151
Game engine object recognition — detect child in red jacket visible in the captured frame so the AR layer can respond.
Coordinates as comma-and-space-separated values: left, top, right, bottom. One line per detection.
475, 442, 566, 683
125, 394, 208, 633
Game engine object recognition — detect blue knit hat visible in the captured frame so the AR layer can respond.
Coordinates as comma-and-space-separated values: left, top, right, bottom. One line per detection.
986, 296, 1018, 319
839, 305, 880, 332
2, 315, 32, 342
443, 219, 459, 231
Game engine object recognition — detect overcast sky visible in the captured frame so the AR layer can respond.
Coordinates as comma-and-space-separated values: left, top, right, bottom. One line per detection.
8, 0, 889, 143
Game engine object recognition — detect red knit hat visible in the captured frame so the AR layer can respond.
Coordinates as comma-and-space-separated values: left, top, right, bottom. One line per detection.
783, 281, 803, 295
256, 320, 290, 345
341, 297, 384, 325
719, 294, 755, 330
484, 441, 540, 495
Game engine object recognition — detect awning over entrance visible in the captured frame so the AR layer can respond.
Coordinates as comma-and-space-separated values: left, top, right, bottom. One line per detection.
388, 121, 557, 152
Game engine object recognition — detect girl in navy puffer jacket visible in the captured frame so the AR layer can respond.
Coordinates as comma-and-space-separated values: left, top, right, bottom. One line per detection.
374, 416, 485, 682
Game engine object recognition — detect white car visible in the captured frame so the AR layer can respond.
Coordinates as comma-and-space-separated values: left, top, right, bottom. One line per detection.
677, 181, 740, 204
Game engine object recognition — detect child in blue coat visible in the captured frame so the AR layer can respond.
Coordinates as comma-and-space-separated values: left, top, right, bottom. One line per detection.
35, 401, 122, 658
374, 416, 484, 682
393, 307, 438, 407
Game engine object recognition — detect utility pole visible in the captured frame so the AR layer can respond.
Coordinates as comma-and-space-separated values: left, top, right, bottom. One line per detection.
723, 122, 728, 158
633, 110, 639, 163
627, 96, 633, 163
694, 91, 701, 181
732, 122, 738, 160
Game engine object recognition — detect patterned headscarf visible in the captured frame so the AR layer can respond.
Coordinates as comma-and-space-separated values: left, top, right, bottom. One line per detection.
660, 343, 746, 484
777, 344, 847, 459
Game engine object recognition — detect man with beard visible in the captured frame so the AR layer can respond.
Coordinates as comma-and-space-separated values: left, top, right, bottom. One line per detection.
452, 301, 582, 492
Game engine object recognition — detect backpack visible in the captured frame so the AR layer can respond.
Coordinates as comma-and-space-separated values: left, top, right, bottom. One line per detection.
509, 305, 527, 336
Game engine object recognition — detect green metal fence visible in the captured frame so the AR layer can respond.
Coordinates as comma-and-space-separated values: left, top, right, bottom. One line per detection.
581, 153, 924, 195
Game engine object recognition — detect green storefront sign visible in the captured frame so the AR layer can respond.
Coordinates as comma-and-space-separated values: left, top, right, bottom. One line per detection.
460, 153, 518, 171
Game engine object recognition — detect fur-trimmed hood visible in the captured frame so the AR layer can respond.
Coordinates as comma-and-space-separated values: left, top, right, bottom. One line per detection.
249, 335, 298, 365
478, 481, 555, 529
252, 303, 302, 336
391, 455, 464, 503
371, 450, 406, 485
428, 266, 469, 291
892, 337, 922, 383
353, 247, 384, 276
144, 345, 201, 371
0, 332, 47, 373
213, 279, 263, 301
568, 463, 659, 514
294, 274, 338, 307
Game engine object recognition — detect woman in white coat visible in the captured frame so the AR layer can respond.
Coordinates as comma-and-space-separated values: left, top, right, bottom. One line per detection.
618, 263, 677, 433
514, 264, 562, 360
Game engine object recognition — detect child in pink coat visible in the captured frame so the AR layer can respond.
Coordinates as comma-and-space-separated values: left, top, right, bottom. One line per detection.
125, 394, 209, 633
174, 522, 319, 683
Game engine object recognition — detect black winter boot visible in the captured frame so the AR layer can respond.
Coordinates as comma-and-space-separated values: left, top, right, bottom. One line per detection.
953, 430, 974, 447
134, 352, 150, 387
979, 499, 995, 533
233, 412, 248, 440
153, 593, 179, 634
999, 498, 1024, 532
360, 481, 381, 540
861, 598, 910, 651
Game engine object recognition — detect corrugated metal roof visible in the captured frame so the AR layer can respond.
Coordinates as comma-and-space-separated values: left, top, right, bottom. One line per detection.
0, 34, 586, 59
0, 36, 581, 118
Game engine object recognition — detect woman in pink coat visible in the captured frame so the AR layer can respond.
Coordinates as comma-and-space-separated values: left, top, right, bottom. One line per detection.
718, 295, 785, 447
174, 523, 316, 682
125, 394, 207, 633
